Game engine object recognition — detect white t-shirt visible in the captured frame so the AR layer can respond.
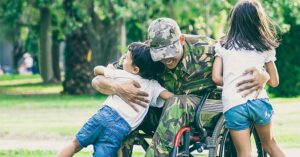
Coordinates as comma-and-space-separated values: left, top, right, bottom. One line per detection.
102, 68, 166, 130
214, 43, 276, 112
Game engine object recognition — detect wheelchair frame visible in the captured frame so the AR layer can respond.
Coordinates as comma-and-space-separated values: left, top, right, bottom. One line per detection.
121, 88, 268, 157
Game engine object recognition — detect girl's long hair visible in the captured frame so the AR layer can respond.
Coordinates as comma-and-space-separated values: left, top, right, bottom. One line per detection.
222, 0, 279, 52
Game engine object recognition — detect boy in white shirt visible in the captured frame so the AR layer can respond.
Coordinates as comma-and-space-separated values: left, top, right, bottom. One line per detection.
56, 42, 173, 157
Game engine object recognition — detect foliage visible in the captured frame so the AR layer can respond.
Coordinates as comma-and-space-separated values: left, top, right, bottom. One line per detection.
1, 0, 299, 96
266, 0, 300, 97
125, 0, 234, 44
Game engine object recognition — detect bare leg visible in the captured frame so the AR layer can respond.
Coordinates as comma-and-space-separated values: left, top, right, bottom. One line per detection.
255, 121, 285, 157
55, 138, 83, 157
230, 128, 252, 157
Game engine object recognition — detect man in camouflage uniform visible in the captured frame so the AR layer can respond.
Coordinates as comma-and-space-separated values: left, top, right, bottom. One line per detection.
144, 17, 216, 156
91, 17, 270, 157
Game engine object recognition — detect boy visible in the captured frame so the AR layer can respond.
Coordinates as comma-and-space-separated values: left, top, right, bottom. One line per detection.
56, 42, 173, 157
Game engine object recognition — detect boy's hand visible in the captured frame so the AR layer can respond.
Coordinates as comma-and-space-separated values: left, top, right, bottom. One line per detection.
107, 64, 115, 69
94, 66, 105, 76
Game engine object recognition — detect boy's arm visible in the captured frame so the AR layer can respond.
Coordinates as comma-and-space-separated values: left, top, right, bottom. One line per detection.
212, 56, 223, 86
159, 90, 174, 100
265, 61, 279, 87
94, 66, 106, 76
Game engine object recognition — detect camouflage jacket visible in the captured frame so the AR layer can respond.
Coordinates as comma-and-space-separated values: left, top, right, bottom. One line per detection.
116, 34, 216, 95
160, 34, 216, 95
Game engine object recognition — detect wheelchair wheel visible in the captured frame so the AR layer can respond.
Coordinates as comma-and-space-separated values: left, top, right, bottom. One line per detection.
208, 115, 268, 157
120, 144, 133, 157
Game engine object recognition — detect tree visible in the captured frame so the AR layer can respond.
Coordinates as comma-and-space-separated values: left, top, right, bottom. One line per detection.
264, 0, 300, 97
1, 0, 299, 96
62, 0, 128, 94
0, 0, 62, 82
39, 6, 54, 82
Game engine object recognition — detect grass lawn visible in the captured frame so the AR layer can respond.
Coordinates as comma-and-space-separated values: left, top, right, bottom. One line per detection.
0, 74, 299, 157
0, 150, 149, 157
0, 150, 90, 157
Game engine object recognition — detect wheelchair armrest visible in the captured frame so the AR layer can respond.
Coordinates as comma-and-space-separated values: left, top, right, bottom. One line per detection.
194, 87, 215, 133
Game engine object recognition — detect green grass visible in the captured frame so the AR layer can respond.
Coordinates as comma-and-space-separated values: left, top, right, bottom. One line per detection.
0, 75, 41, 83
0, 94, 104, 108
0, 75, 62, 95
0, 150, 147, 157
0, 75, 106, 138
0, 74, 105, 108
0, 150, 91, 157
271, 101, 300, 148
0, 74, 299, 157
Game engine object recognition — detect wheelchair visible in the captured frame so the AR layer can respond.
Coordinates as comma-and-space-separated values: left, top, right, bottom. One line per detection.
120, 87, 268, 157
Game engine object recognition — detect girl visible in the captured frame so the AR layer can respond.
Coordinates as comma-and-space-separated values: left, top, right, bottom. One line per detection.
212, 0, 285, 157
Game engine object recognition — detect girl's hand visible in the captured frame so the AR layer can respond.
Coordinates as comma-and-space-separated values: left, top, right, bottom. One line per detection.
236, 67, 270, 98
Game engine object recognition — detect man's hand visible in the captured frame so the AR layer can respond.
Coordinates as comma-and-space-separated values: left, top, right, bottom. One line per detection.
115, 80, 149, 112
236, 67, 270, 98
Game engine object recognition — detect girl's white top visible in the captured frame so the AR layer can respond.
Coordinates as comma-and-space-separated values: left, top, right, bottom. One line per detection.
214, 43, 276, 112
102, 68, 166, 130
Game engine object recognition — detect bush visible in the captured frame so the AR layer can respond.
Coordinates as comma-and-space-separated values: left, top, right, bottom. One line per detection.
268, 10, 300, 97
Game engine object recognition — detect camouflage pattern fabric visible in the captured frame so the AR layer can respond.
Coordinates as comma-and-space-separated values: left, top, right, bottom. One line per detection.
161, 34, 216, 95
144, 35, 217, 156
118, 33, 217, 156
148, 18, 182, 62
145, 95, 200, 157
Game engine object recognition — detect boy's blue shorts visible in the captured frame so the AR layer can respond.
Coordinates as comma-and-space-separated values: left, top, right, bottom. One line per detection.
225, 98, 274, 130
76, 105, 131, 157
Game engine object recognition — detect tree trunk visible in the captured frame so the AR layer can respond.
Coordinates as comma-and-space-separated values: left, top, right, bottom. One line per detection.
39, 7, 54, 83
87, 17, 122, 67
121, 20, 126, 52
52, 38, 61, 81
62, 28, 94, 94
205, 0, 211, 36
62, 0, 122, 95
12, 40, 25, 74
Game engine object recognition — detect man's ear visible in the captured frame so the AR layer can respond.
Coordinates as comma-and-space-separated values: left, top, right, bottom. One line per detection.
132, 66, 140, 74
179, 34, 185, 45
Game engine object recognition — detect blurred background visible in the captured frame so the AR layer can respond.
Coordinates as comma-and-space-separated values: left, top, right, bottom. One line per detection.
0, 0, 299, 156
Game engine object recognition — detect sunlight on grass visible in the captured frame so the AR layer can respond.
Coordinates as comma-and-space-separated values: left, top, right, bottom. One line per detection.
0, 150, 149, 157
0, 74, 299, 156
0, 150, 91, 157
0, 75, 62, 95
0, 94, 105, 108
272, 102, 300, 148
0, 75, 42, 86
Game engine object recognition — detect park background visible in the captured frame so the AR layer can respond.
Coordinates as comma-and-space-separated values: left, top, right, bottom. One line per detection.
0, 0, 299, 156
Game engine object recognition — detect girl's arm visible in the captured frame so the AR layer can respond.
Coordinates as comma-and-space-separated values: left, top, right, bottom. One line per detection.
265, 61, 279, 87
159, 90, 174, 100
212, 56, 223, 86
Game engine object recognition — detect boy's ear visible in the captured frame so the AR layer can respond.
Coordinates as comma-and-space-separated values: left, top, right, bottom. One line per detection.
179, 34, 185, 45
133, 66, 140, 74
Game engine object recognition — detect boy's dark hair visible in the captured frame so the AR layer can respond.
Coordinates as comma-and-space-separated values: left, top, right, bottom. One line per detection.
222, 0, 279, 52
128, 42, 165, 80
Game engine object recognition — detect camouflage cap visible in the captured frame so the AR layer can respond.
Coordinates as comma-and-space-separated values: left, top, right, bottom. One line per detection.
148, 18, 181, 61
